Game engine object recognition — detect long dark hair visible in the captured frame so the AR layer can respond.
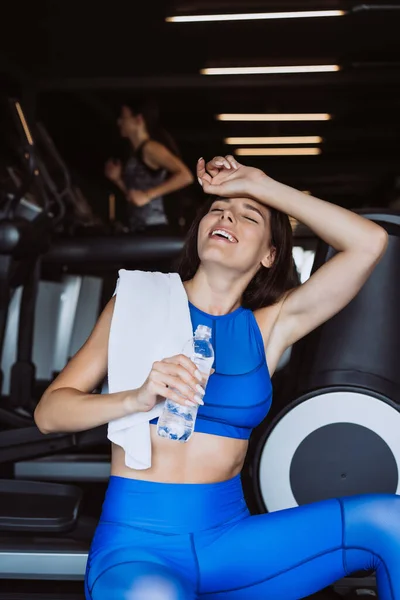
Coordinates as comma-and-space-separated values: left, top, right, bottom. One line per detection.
127, 98, 181, 158
177, 196, 299, 310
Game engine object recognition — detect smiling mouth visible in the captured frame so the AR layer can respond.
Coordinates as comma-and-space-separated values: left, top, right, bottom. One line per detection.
209, 229, 238, 243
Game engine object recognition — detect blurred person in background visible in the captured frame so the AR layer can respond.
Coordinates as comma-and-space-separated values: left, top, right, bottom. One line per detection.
105, 99, 193, 233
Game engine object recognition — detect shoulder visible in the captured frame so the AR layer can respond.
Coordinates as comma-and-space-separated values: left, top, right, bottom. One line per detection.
113, 269, 180, 297
142, 140, 183, 171
142, 139, 168, 162
116, 268, 177, 280
144, 139, 165, 153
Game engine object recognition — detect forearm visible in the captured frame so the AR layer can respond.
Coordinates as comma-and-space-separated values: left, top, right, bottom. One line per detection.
34, 387, 140, 434
147, 170, 193, 201
113, 177, 128, 195
253, 178, 386, 253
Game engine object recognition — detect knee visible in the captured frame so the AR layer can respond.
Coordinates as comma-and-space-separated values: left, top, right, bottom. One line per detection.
91, 561, 191, 600
124, 563, 188, 600
341, 494, 400, 553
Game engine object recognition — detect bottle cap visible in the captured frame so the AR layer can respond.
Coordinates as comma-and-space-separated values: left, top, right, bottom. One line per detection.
195, 324, 212, 340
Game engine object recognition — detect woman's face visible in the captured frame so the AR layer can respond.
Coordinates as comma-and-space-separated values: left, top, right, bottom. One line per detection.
117, 106, 141, 137
197, 197, 275, 275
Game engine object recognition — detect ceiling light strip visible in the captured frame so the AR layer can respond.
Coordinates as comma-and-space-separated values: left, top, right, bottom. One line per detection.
235, 148, 322, 156
217, 113, 332, 121
201, 65, 340, 75
166, 11, 345, 23
225, 136, 323, 145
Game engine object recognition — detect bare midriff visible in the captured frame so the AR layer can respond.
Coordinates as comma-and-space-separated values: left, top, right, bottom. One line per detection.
111, 424, 248, 483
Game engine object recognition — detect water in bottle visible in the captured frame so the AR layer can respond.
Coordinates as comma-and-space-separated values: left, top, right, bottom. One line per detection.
157, 325, 214, 442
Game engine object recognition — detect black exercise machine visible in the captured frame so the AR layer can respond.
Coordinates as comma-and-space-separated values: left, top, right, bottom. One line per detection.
0, 100, 186, 594
247, 209, 400, 598
0, 101, 102, 596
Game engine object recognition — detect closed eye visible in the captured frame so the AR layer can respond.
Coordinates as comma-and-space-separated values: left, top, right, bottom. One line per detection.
244, 215, 259, 223
210, 208, 223, 213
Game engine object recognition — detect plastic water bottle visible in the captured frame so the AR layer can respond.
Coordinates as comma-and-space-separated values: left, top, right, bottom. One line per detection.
157, 325, 214, 442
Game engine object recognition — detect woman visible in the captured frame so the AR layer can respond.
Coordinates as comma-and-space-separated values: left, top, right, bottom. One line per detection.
105, 101, 193, 232
35, 155, 398, 600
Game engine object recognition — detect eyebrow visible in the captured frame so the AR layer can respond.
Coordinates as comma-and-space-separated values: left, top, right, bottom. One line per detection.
243, 203, 265, 220
212, 198, 265, 221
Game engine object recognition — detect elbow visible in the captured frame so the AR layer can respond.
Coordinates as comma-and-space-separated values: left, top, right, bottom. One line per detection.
180, 168, 194, 188
369, 226, 389, 260
34, 398, 55, 435
33, 407, 50, 435
187, 170, 195, 186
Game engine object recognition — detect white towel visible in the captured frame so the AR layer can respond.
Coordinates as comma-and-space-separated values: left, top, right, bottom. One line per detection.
107, 269, 193, 470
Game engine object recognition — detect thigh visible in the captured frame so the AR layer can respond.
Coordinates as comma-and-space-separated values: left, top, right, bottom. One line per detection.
197, 498, 364, 600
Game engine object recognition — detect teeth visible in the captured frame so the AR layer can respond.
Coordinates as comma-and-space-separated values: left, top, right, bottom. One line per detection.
211, 229, 236, 242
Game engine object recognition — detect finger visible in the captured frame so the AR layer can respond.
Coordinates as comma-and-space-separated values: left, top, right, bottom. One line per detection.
161, 355, 209, 396
225, 155, 240, 169
196, 157, 206, 178
163, 354, 198, 376
151, 382, 196, 406
156, 357, 202, 388
152, 372, 204, 405
166, 364, 204, 394
215, 157, 232, 170
197, 158, 211, 180
208, 156, 231, 172
205, 156, 226, 177
150, 375, 203, 406
196, 158, 212, 186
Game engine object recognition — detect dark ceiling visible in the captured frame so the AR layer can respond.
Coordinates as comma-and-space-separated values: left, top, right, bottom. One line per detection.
1, 0, 400, 216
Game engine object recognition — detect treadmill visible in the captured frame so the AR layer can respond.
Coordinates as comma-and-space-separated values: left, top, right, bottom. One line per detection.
0, 100, 186, 595
0, 101, 103, 598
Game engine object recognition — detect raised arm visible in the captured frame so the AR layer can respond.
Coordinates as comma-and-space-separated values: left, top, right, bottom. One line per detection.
197, 155, 388, 349
254, 179, 388, 346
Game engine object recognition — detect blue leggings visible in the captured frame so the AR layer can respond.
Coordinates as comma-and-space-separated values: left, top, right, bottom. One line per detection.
85, 474, 400, 600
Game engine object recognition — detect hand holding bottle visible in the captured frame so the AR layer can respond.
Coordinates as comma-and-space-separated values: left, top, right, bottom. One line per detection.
157, 325, 214, 442
135, 354, 205, 413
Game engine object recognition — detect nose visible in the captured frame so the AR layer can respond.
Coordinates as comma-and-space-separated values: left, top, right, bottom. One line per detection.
220, 209, 234, 224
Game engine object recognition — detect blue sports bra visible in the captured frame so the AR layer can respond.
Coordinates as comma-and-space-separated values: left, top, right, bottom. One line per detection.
150, 301, 272, 440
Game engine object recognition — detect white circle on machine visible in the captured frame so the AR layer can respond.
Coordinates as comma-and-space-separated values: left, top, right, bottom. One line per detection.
258, 390, 400, 513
